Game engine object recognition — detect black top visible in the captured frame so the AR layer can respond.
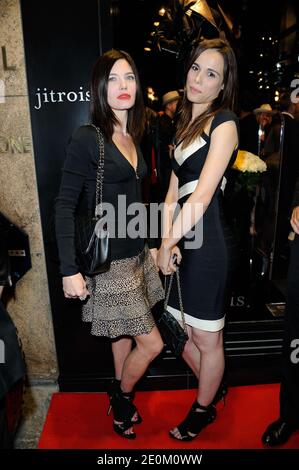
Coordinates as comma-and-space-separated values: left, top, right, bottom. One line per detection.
55, 125, 148, 276
173, 109, 239, 188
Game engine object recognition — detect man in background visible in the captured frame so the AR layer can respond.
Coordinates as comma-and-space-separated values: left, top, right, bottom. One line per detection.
156, 90, 180, 202
239, 102, 273, 156
262, 175, 299, 446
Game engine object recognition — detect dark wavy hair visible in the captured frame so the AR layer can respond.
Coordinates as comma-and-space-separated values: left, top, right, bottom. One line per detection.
90, 49, 145, 143
176, 38, 238, 148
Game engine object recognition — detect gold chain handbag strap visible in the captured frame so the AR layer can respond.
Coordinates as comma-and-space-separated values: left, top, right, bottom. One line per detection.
164, 267, 188, 334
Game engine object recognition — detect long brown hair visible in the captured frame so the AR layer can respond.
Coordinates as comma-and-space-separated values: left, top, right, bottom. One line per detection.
176, 39, 238, 148
90, 49, 145, 143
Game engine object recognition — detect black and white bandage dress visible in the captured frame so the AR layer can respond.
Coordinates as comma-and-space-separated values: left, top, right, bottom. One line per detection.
166, 110, 238, 332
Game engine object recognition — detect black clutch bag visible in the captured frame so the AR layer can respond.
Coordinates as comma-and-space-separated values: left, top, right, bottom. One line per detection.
158, 266, 188, 357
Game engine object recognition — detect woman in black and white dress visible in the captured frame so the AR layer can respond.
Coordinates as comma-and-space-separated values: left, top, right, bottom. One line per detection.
157, 38, 239, 441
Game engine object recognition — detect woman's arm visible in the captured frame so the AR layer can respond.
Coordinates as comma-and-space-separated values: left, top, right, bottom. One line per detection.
161, 170, 179, 239
56, 161, 90, 299
55, 127, 94, 276
149, 172, 178, 269
157, 170, 181, 274
159, 121, 237, 270
55, 127, 95, 298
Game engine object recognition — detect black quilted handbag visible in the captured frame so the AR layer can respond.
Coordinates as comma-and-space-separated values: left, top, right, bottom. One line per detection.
75, 213, 110, 276
158, 267, 188, 357
74, 125, 111, 276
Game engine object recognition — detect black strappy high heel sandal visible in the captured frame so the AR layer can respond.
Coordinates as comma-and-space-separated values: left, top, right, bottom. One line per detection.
107, 387, 139, 439
169, 401, 216, 442
107, 379, 142, 425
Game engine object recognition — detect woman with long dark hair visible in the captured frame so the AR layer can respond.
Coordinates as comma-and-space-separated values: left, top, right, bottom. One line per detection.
157, 38, 239, 441
55, 50, 164, 439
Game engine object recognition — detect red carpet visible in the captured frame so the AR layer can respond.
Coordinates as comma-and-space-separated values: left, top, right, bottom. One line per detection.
38, 384, 299, 449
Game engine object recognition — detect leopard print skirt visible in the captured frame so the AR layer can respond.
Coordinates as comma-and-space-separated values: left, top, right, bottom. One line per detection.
82, 246, 164, 338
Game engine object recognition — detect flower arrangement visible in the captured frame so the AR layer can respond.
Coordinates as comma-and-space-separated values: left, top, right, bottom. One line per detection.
232, 150, 267, 194
233, 150, 267, 173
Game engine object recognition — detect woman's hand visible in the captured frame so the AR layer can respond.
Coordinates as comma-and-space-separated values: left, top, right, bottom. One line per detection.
168, 246, 182, 272
157, 242, 173, 275
291, 206, 299, 234
62, 273, 90, 300
149, 248, 159, 270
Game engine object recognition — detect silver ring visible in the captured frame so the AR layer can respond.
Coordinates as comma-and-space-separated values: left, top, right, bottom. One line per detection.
79, 295, 87, 301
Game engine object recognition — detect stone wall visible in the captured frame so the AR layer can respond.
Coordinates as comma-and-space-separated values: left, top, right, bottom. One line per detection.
0, 0, 58, 448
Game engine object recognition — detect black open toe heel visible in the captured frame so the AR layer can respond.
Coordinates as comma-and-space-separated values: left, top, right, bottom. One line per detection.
169, 401, 216, 442
212, 380, 228, 406
121, 390, 142, 424
107, 387, 139, 439
107, 379, 142, 425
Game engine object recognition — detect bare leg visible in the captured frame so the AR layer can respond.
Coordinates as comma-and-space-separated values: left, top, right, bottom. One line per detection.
121, 325, 163, 392
110, 337, 135, 436
195, 329, 224, 406
183, 329, 226, 400
111, 326, 163, 436
182, 325, 200, 378
111, 337, 133, 380
171, 328, 224, 439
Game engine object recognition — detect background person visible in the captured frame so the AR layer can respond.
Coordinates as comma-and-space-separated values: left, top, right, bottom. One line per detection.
156, 90, 180, 202
262, 176, 299, 446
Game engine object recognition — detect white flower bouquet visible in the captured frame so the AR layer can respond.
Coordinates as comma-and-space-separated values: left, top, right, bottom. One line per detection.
232, 150, 267, 193
233, 150, 267, 173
